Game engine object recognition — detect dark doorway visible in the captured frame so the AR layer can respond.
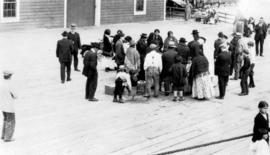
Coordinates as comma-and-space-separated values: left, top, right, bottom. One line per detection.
67, 0, 95, 27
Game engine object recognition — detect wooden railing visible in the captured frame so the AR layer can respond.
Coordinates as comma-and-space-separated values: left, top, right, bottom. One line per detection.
217, 12, 235, 23
166, 6, 185, 19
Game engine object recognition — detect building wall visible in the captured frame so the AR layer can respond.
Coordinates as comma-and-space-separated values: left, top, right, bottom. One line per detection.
100, 0, 165, 25
0, 0, 64, 31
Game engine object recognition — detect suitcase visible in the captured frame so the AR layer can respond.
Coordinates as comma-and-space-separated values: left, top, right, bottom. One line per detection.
137, 80, 146, 95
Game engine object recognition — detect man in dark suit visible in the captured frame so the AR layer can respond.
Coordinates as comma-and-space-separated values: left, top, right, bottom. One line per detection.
68, 23, 81, 71
252, 101, 270, 143
176, 37, 190, 65
214, 32, 228, 60
82, 47, 99, 102
137, 33, 148, 80
254, 17, 267, 56
56, 31, 74, 83
147, 29, 163, 52
162, 41, 178, 95
214, 43, 231, 99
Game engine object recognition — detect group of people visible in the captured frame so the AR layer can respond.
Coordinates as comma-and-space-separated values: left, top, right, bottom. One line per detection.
102, 28, 216, 103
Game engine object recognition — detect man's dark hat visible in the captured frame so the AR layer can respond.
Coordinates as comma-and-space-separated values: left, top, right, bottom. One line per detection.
218, 32, 224, 37
179, 37, 187, 43
62, 31, 68, 37
154, 29, 160, 33
191, 29, 199, 35
175, 55, 183, 63
141, 33, 147, 38
117, 30, 125, 37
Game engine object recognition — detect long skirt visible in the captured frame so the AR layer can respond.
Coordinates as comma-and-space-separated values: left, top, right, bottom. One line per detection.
192, 72, 215, 99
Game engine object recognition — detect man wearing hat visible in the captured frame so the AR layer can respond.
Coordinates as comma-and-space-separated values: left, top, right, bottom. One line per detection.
214, 32, 228, 60
114, 31, 125, 69
214, 43, 231, 99
125, 40, 141, 91
147, 29, 164, 52
254, 17, 267, 57
176, 37, 190, 65
68, 23, 81, 71
144, 44, 163, 98
0, 71, 17, 142
188, 30, 205, 59
82, 46, 99, 102
161, 41, 178, 95
137, 33, 148, 80
56, 31, 74, 83
239, 46, 251, 96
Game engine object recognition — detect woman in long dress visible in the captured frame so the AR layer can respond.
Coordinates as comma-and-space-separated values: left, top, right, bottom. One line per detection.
188, 46, 215, 100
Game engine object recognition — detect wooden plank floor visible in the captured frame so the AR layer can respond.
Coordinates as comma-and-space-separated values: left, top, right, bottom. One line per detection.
0, 19, 270, 155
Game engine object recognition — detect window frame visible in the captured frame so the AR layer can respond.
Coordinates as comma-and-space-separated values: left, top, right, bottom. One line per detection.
134, 0, 147, 15
0, 0, 20, 23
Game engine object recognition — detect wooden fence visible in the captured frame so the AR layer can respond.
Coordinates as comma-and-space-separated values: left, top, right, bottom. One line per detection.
217, 12, 235, 24
166, 7, 185, 19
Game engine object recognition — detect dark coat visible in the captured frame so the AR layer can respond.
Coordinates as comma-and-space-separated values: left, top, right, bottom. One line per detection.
188, 40, 202, 59
189, 55, 209, 84
115, 40, 125, 66
169, 62, 187, 87
82, 50, 98, 77
147, 33, 164, 51
252, 113, 270, 142
176, 43, 190, 65
240, 55, 251, 76
215, 51, 231, 76
56, 38, 74, 62
214, 38, 223, 59
103, 35, 112, 53
136, 38, 148, 58
68, 32, 81, 52
254, 23, 267, 40
161, 49, 178, 76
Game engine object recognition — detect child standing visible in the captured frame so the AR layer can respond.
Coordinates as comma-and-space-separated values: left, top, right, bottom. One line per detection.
239, 49, 251, 96
113, 65, 131, 103
250, 101, 270, 155
169, 56, 187, 101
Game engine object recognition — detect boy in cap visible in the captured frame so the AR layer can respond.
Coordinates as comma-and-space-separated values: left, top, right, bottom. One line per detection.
56, 31, 74, 83
0, 71, 17, 142
239, 47, 251, 96
68, 23, 81, 71
252, 101, 270, 143
169, 56, 187, 101
113, 65, 131, 103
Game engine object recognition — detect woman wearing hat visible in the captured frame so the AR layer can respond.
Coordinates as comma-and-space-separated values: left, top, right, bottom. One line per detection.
188, 46, 215, 100
0, 71, 17, 142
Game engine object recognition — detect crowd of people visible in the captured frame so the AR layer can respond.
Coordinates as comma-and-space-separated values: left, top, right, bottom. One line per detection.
54, 16, 268, 104
0, 15, 268, 144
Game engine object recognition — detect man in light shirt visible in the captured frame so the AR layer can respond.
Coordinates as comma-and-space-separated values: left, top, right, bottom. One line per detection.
247, 41, 256, 88
144, 44, 163, 98
0, 70, 17, 142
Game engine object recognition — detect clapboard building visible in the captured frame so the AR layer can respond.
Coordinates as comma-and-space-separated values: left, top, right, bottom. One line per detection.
0, 0, 165, 31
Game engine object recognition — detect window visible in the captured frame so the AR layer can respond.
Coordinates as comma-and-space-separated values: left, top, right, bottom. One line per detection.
3, 0, 16, 17
134, 0, 146, 15
0, 0, 20, 22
